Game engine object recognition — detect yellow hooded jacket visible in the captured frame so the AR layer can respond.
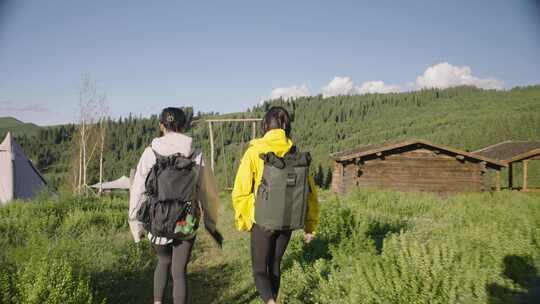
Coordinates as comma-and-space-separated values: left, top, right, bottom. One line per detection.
231, 129, 319, 233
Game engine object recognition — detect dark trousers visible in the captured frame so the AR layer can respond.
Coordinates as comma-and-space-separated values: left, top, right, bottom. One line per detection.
250, 223, 292, 303
152, 238, 195, 304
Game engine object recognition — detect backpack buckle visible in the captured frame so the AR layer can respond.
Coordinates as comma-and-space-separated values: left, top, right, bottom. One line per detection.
286, 173, 297, 186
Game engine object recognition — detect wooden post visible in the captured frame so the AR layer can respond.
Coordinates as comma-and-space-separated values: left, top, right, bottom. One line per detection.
205, 118, 262, 175
495, 170, 501, 191
331, 162, 339, 193
252, 121, 256, 140
208, 121, 215, 172
523, 160, 528, 192
480, 162, 487, 192
331, 162, 345, 194
508, 162, 513, 189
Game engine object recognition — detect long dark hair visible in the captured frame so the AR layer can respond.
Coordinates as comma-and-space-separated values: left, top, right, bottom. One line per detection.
261, 106, 291, 137
159, 107, 186, 132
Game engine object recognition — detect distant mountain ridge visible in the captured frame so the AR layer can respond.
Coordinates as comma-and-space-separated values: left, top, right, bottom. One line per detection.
0, 116, 41, 138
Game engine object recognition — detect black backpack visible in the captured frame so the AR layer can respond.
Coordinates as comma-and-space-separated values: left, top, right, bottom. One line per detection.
255, 146, 311, 231
136, 149, 201, 240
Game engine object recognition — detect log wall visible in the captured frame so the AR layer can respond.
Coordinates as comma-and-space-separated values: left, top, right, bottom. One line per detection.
335, 148, 488, 194
331, 161, 344, 193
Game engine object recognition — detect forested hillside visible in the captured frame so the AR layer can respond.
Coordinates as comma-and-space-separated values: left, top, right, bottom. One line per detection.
0, 117, 40, 138
7, 85, 540, 190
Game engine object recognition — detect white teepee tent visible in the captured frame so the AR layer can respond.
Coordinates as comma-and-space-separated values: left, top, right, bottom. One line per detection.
0, 132, 47, 205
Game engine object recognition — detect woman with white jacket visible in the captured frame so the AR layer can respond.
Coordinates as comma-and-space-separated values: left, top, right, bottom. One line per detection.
128, 107, 221, 304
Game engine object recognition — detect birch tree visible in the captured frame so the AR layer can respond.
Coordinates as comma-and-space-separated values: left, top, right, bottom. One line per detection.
97, 95, 109, 196
76, 76, 104, 195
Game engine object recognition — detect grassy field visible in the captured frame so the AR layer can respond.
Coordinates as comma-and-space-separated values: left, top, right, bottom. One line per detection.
1, 189, 539, 303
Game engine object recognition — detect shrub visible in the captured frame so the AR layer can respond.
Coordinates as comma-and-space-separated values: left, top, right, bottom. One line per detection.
0, 257, 18, 304
280, 190, 540, 304
17, 257, 94, 304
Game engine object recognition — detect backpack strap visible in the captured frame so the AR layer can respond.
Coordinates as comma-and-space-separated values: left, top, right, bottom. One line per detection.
259, 152, 286, 169
288, 145, 297, 154
150, 148, 167, 163
151, 147, 198, 163
189, 148, 202, 199
188, 148, 201, 162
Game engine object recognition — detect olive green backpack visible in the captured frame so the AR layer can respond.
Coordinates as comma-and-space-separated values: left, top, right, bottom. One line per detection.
255, 147, 311, 230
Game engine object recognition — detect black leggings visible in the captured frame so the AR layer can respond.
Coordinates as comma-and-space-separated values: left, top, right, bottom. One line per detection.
250, 224, 292, 303
152, 238, 195, 304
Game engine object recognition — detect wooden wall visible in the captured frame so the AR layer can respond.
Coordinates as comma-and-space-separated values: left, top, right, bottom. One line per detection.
333, 147, 489, 194
331, 161, 344, 194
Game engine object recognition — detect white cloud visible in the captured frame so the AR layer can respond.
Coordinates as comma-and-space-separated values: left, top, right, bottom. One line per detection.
355, 81, 401, 94
269, 84, 310, 100
321, 76, 354, 97
264, 62, 504, 103
415, 62, 504, 90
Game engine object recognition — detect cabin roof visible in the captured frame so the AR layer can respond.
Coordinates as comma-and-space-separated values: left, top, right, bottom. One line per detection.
506, 148, 540, 163
473, 141, 540, 162
331, 139, 506, 168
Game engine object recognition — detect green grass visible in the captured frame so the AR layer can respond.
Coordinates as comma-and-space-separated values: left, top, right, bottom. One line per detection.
1, 190, 539, 303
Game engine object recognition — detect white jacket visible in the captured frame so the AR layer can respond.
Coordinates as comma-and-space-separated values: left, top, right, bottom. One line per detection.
128, 132, 221, 244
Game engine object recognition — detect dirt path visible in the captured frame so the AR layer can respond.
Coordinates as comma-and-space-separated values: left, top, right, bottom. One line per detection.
187, 194, 260, 304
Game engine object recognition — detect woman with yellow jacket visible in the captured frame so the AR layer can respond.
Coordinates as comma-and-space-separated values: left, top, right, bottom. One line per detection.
232, 106, 319, 304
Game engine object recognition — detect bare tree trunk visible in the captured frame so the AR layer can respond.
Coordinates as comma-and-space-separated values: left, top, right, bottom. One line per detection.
99, 119, 104, 196
74, 75, 106, 196
78, 136, 83, 193
73, 161, 78, 193
77, 76, 95, 195
81, 115, 87, 195
98, 117, 106, 196
97, 94, 108, 197
82, 124, 87, 192
78, 112, 86, 194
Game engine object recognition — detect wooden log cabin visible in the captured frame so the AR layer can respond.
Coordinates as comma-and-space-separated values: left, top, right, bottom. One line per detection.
474, 141, 540, 192
331, 139, 506, 195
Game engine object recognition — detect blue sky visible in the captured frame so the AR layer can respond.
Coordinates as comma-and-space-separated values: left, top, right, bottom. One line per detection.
1, 0, 539, 125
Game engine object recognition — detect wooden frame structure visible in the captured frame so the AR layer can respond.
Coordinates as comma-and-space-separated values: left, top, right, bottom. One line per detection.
474, 141, 540, 192
331, 139, 506, 195
206, 118, 262, 173
505, 148, 540, 192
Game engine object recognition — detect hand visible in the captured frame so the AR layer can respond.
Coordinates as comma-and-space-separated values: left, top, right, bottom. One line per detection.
303, 232, 315, 244
135, 229, 145, 243
207, 228, 224, 248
